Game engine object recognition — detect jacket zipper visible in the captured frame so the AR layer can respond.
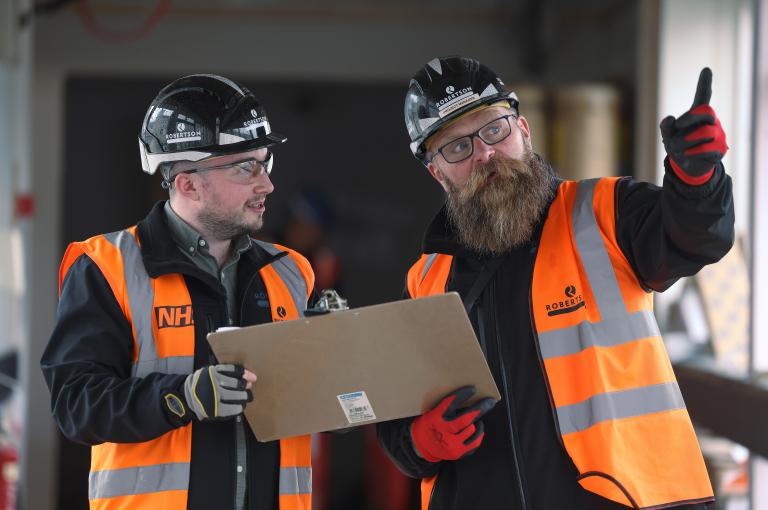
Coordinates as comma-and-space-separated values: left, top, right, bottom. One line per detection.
239, 270, 262, 324
486, 279, 528, 510
217, 271, 251, 510
234, 251, 288, 510
205, 314, 218, 365
205, 295, 244, 510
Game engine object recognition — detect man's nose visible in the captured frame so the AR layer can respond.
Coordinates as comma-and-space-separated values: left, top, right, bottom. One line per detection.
254, 172, 274, 195
472, 136, 495, 164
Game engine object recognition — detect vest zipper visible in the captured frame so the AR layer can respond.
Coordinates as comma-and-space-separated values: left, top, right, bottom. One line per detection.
486, 279, 528, 510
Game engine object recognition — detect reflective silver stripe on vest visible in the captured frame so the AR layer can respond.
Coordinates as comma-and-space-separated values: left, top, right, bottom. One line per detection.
537, 179, 660, 360
279, 466, 312, 495
104, 230, 194, 377
550, 180, 683, 431
421, 253, 439, 281
538, 309, 660, 359
572, 179, 626, 318
556, 381, 685, 435
254, 240, 308, 318
89, 462, 190, 500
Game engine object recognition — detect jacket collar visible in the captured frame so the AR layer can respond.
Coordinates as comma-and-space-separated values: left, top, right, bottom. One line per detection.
135, 201, 284, 286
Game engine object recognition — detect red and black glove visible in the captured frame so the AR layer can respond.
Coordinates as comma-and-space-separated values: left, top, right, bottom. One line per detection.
410, 386, 497, 463
660, 67, 728, 186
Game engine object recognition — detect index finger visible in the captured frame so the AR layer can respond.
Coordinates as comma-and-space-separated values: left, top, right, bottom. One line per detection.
242, 369, 258, 383
691, 67, 712, 108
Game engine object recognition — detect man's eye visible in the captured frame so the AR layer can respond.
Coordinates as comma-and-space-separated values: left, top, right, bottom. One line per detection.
235, 162, 263, 176
448, 139, 471, 154
482, 122, 504, 138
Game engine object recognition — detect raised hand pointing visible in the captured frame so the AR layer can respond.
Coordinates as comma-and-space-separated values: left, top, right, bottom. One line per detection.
660, 67, 728, 185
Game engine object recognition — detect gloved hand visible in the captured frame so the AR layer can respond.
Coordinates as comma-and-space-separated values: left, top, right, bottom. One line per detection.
410, 386, 497, 463
164, 364, 254, 422
660, 67, 728, 186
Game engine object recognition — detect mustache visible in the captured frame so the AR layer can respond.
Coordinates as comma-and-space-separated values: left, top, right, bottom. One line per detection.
453, 155, 534, 200
476, 156, 532, 178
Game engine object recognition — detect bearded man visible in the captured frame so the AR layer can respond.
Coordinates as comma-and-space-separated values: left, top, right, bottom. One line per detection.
377, 56, 733, 510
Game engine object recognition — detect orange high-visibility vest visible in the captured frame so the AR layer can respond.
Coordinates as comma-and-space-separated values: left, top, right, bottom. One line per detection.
408, 178, 713, 509
59, 226, 314, 510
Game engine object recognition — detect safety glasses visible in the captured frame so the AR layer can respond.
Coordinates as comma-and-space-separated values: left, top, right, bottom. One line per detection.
185, 150, 274, 184
431, 114, 517, 164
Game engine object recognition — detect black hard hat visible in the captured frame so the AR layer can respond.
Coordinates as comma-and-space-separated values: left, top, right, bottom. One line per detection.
139, 74, 286, 178
405, 56, 519, 162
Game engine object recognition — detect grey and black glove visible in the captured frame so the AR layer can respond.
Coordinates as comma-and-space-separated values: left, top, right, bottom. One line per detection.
164, 364, 253, 422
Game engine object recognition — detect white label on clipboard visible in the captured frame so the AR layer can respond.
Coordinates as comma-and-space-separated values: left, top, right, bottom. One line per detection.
337, 391, 377, 424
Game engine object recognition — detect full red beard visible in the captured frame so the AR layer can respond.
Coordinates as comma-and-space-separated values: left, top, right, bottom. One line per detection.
444, 151, 554, 255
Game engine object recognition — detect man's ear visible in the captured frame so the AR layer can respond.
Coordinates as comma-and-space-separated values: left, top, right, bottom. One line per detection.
426, 162, 450, 193
173, 172, 202, 201
516, 115, 532, 144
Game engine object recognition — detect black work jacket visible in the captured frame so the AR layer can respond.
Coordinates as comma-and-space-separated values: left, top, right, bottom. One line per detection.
41, 202, 297, 510
378, 160, 734, 510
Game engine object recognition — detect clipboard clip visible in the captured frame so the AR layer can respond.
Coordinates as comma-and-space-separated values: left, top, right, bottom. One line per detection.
305, 289, 349, 316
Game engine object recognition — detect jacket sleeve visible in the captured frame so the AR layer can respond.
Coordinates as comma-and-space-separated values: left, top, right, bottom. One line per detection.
40, 255, 189, 446
615, 159, 735, 292
376, 417, 440, 479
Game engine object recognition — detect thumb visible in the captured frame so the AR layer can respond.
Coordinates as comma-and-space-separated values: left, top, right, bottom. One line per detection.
691, 67, 712, 108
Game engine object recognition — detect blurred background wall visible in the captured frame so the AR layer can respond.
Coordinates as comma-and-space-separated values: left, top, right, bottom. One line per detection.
0, 0, 766, 509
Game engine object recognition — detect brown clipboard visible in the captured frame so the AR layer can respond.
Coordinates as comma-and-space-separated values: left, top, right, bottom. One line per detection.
207, 292, 501, 441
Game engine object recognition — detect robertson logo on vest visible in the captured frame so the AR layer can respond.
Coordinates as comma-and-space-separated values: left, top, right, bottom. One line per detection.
156, 305, 194, 328
546, 285, 585, 316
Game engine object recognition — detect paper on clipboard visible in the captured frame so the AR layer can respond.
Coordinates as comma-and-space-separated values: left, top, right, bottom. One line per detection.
207, 292, 501, 441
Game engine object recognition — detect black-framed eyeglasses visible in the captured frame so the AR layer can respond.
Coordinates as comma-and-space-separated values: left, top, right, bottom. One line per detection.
185, 150, 274, 183
430, 114, 517, 164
